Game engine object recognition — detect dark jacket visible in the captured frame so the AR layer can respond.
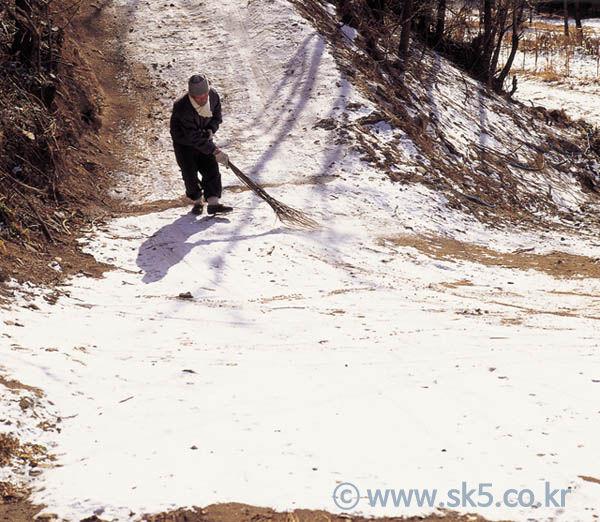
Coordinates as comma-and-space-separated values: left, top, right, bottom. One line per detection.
170, 89, 222, 155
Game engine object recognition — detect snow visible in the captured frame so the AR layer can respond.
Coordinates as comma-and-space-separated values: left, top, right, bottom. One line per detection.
502, 15, 600, 125
341, 24, 358, 42
1, 1, 600, 522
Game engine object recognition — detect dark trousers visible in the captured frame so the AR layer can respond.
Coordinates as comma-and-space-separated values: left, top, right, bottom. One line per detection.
173, 145, 222, 201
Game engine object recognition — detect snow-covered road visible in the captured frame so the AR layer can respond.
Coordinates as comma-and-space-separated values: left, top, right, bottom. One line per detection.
1, 1, 599, 521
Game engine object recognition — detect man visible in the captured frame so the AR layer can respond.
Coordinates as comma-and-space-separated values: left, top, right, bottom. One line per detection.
170, 74, 232, 215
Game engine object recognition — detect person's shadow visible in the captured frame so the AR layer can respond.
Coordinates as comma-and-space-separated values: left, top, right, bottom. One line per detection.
136, 213, 230, 283
136, 212, 283, 283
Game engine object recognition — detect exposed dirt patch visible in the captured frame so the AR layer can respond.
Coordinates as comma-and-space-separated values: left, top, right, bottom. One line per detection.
437, 279, 475, 289
0, 375, 43, 398
0, 433, 55, 521
0, 373, 58, 521
141, 503, 506, 522
0, 0, 111, 288
0, 497, 43, 522
0, 501, 509, 522
579, 475, 600, 485
380, 234, 600, 279
0, 504, 510, 522
0, 0, 162, 293
0, 238, 113, 298
486, 298, 600, 320
118, 196, 190, 217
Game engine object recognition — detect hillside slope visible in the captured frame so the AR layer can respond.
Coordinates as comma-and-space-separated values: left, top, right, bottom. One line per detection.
295, 0, 600, 232
1, 0, 599, 521
0, 0, 119, 287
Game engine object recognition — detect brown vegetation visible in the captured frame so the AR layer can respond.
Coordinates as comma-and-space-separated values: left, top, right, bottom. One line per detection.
0, 433, 52, 469
295, 0, 600, 238
334, 0, 529, 91
0, 0, 117, 287
379, 233, 600, 279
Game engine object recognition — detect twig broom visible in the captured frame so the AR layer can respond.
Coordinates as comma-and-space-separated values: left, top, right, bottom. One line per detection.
227, 161, 319, 229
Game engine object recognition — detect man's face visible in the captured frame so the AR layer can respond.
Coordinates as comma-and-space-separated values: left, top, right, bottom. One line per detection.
191, 93, 209, 105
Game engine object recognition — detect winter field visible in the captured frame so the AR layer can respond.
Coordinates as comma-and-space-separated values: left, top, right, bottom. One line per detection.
1, 1, 600, 521
507, 14, 600, 123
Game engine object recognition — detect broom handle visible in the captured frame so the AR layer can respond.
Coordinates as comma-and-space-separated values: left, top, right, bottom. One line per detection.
226, 161, 318, 229
227, 161, 242, 178
226, 161, 278, 210
227, 161, 248, 181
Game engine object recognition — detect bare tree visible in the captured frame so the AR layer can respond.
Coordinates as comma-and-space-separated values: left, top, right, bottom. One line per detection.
481, 0, 497, 82
575, 0, 582, 28
435, 0, 447, 44
367, 0, 385, 23
494, 0, 526, 90
335, 0, 528, 93
399, 0, 413, 57
338, 0, 358, 27
365, 0, 386, 59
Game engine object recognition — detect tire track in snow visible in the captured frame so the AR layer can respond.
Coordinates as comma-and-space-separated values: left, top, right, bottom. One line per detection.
217, 0, 273, 107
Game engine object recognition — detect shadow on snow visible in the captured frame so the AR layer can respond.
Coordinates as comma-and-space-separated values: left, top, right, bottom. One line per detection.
136, 212, 284, 283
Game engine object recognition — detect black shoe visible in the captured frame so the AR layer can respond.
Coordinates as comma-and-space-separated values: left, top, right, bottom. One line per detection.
207, 203, 233, 215
191, 203, 203, 215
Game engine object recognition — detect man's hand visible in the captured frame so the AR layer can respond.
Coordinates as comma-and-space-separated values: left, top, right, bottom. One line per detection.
214, 149, 229, 167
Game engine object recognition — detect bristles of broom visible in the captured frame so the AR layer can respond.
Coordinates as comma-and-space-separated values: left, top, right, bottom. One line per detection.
228, 161, 319, 229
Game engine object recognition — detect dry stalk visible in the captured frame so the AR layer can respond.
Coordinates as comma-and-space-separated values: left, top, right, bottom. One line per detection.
228, 162, 320, 229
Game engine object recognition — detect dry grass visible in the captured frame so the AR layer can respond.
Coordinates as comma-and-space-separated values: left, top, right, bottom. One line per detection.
0, 433, 54, 469
379, 234, 600, 279
536, 66, 563, 82
0, 434, 21, 467
503, 19, 600, 80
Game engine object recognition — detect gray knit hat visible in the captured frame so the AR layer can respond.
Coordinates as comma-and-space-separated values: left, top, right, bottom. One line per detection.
188, 74, 209, 96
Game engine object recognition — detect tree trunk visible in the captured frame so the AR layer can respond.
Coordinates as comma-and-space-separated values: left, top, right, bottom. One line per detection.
480, 0, 485, 28
489, 4, 508, 76
482, 0, 496, 84
417, 3, 433, 40
563, 0, 569, 36
494, 0, 526, 92
367, 0, 385, 24
399, 0, 413, 57
338, 0, 357, 27
8, 0, 41, 71
365, 0, 385, 60
490, 31, 507, 80
435, 0, 447, 44
575, 0, 582, 40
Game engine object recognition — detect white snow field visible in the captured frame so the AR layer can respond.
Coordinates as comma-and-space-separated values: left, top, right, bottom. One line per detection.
1, 1, 599, 521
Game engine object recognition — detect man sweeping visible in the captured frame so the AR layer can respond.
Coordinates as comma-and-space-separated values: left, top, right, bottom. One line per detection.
170, 74, 232, 215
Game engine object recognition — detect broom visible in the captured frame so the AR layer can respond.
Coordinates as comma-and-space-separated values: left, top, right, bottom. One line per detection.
227, 161, 319, 229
